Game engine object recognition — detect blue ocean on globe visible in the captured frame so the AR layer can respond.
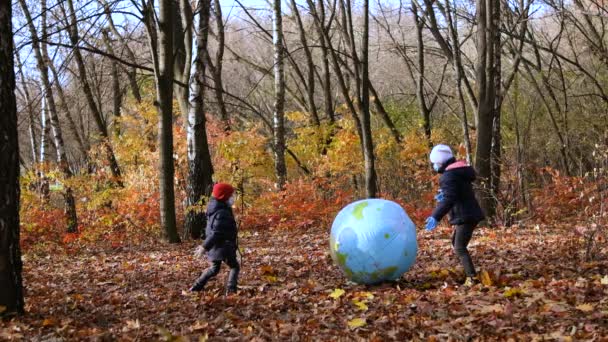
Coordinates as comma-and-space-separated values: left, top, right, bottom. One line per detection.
329, 199, 418, 284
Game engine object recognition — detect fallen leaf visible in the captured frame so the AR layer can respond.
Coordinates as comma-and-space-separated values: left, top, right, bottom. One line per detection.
347, 317, 366, 329
352, 299, 368, 311
358, 291, 374, 300
601, 275, 608, 285
42, 318, 56, 327
503, 287, 525, 298
545, 303, 569, 313
0, 306, 6, 314
576, 303, 594, 312
479, 270, 493, 286
126, 319, 140, 329
329, 288, 345, 299
261, 265, 275, 275
480, 304, 503, 314
264, 275, 278, 283
190, 320, 207, 332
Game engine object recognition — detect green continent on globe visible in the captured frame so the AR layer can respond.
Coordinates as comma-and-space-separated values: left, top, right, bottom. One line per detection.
335, 251, 348, 266
345, 266, 399, 284
352, 201, 369, 220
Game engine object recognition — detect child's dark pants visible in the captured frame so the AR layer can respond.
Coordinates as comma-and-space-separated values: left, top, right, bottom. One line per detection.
193, 254, 240, 291
451, 223, 477, 277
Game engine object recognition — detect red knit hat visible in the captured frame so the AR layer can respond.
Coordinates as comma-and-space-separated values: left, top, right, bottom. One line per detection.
212, 183, 235, 202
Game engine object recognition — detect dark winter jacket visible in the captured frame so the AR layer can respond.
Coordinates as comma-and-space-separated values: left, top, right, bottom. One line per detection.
431, 159, 485, 225
203, 198, 238, 261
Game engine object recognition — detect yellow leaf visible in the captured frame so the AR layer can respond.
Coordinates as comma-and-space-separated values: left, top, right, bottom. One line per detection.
352, 299, 368, 311
503, 287, 525, 298
576, 303, 594, 312
360, 292, 374, 300
329, 288, 345, 299
0, 306, 6, 314
347, 317, 366, 329
264, 275, 278, 283
601, 275, 608, 285
479, 270, 493, 286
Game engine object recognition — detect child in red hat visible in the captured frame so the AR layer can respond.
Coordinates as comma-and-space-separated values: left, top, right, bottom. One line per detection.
190, 183, 240, 294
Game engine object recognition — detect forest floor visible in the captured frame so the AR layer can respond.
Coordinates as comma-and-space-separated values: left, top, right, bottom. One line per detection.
2, 225, 608, 341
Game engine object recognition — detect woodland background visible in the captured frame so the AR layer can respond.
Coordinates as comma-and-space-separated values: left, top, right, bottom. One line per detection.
0, 0, 607, 339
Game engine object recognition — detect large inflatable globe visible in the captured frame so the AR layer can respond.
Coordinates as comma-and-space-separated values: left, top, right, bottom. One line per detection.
330, 199, 417, 284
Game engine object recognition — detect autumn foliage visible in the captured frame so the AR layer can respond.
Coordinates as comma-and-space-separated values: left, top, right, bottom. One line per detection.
8, 93, 608, 340
18, 95, 608, 256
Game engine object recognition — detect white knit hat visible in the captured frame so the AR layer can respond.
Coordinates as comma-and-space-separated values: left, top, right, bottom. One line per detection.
429, 144, 454, 164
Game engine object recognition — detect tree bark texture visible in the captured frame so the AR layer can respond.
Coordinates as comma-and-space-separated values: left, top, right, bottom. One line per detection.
361, 0, 377, 198
0, 1, 24, 314
173, 0, 193, 119
185, 0, 214, 240
102, 29, 123, 137
273, 0, 287, 190
474, 0, 500, 219
155, 0, 180, 243
211, 0, 230, 130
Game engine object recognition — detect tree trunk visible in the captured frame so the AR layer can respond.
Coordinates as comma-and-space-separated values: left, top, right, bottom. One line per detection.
290, 0, 320, 126
361, 0, 377, 198
211, 0, 230, 130
445, 0, 472, 162
315, 0, 334, 122
40, 96, 51, 164
173, 0, 193, 119
98, 0, 142, 103
368, 82, 401, 144
490, 0, 502, 218
0, 1, 24, 314
64, 0, 123, 187
16, 55, 39, 165
412, 5, 432, 144
102, 29, 123, 137
474, 0, 499, 219
185, 0, 214, 240
154, 0, 180, 243
19, 0, 78, 233
306, 0, 362, 142
49, 61, 88, 156
273, 0, 287, 190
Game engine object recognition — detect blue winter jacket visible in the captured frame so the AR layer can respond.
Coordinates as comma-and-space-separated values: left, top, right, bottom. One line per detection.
431, 159, 485, 225
203, 198, 238, 261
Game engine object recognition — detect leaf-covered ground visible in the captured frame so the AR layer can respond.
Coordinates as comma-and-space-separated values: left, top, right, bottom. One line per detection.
3, 225, 608, 341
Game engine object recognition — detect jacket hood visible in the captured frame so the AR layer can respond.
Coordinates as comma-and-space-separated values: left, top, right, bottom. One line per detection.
444, 160, 477, 181
207, 197, 230, 216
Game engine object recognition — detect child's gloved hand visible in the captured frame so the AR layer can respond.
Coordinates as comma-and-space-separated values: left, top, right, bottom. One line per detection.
425, 217, 438, 231
193, 245, 206, 259
434, 191, 444, 202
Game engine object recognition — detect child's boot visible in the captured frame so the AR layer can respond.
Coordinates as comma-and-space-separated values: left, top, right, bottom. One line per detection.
225, 265, 239, 295
463, 274, 479, 287
190, 279, 206, 292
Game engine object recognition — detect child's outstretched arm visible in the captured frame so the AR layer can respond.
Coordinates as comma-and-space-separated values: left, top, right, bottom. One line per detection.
430, 177, 458, 222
